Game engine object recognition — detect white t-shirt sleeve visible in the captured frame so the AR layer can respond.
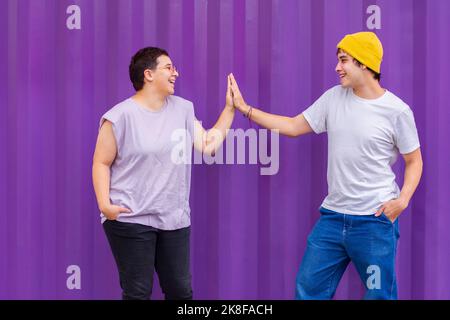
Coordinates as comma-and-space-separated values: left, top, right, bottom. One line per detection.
302, 88, 334, 134
393, 108, 420, 154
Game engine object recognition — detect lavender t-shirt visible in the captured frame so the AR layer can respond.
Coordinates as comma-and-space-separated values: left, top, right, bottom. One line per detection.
99, 95, 196, 230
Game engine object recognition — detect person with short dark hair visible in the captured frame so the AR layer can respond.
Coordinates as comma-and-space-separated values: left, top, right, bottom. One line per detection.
92, 47, 235, 300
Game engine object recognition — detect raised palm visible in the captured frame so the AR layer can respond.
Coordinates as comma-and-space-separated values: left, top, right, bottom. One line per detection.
229, 73, 247, 112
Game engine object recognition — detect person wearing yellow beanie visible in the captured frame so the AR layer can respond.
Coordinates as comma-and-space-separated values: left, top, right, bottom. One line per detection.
335, 32, 385, 98
337, 31, 383, 74
228, 31, 422, 300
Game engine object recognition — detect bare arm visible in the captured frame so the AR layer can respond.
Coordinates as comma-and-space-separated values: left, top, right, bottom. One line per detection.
376, 147, 423, 221
193, 75, 236, 155
399, 147, 423, 204
92, 120, 131, 220
243, 108, 313, 137
228, 74, 312, 137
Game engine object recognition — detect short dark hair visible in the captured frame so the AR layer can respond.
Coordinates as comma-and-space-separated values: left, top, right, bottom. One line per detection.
352, 58, 381, 81
129, 47, 169, 91
336, 48, 381, 81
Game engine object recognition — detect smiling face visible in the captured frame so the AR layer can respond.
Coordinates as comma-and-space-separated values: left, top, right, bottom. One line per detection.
145, 55, 179, 96
335, 50, 366, 88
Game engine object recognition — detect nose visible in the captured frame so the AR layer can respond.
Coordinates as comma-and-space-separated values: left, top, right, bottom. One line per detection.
335, 61, 342, 73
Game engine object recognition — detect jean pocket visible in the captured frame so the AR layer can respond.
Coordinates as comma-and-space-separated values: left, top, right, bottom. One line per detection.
380, 213, 395, 224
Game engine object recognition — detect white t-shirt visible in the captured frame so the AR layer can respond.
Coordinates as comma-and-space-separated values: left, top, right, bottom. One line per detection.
303, 85, 420, 215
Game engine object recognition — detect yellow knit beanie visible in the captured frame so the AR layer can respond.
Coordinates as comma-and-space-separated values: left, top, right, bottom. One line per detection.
337, 32, 383, 73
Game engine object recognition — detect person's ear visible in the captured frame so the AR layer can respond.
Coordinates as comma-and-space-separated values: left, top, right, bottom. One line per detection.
144, 69, 153, 82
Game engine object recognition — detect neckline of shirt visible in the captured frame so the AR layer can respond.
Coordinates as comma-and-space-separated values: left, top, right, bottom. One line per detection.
350, 88, 389, 103
129, 97, 169, 114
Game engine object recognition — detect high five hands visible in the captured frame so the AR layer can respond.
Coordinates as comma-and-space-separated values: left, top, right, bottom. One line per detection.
227, 73, 250, 115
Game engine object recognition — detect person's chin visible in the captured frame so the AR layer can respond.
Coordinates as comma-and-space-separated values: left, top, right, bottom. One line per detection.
340, 79, 350, 88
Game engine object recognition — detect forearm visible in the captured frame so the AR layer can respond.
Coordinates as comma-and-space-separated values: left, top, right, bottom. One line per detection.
203, 106, 235, 154
399, 160, 423, 204
92, 162, 111, 211
212, 106, 235, 137
241, 105, 296, 136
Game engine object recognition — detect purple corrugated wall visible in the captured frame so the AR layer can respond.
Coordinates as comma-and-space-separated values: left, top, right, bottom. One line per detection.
0, 0, 449, 299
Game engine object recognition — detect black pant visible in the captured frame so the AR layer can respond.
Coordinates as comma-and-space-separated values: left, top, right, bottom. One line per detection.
103, 220, 192, 300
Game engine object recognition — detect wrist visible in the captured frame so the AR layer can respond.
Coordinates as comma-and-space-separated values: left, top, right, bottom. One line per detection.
244, 105, 253, 119
99, 201, 111, 212
398, 195, 410, 207
237, 103, 249, 114
225, 104, 235, 112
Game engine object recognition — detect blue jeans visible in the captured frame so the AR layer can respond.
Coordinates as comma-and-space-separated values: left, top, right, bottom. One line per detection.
295, 207, 400, 300
103, 220, 192, 300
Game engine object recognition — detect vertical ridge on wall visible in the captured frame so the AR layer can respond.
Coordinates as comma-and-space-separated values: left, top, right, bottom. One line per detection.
13, 0, 30, 299
0, 0, 8, 299
412, 0, 427, 300
3, 0, 19, 299
216, 0, 233, 299
256, 0, 272, 299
